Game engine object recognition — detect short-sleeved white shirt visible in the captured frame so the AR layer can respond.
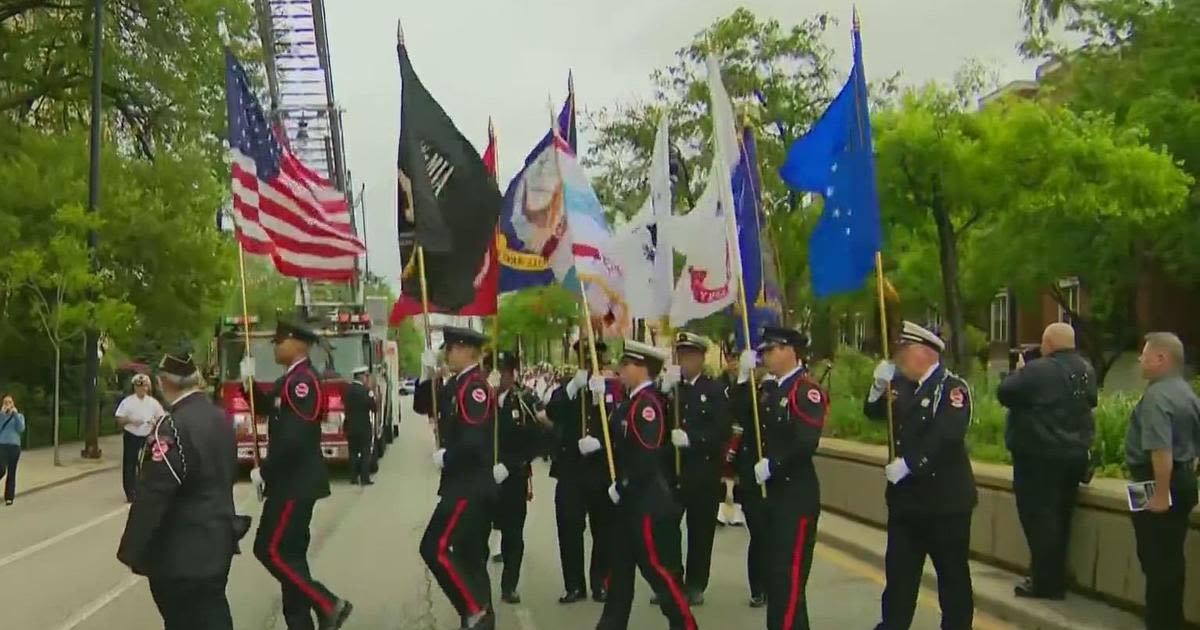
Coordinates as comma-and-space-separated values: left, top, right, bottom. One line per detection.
116, 393, 165, 438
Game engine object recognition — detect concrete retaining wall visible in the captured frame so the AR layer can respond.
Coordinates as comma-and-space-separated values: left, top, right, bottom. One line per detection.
815, 438, 1200, 624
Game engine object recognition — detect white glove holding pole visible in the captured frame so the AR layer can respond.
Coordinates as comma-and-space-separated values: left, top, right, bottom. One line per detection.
421, 349, 439, 379
868, 360, 896, 402
492, 463, 509, 485
250, 467, 266, 500
738, 349, 757, 383
660, 364, 682, 391
566, 369, 588, 399
578, 435, 602, 456
588, 375, 607, 399
432, 448, 446, 469
240, 356, 256, 384
671, 428, 690, 448
753, 458, 772, 484
607, 482, 621, 505
885, 457, 911, 484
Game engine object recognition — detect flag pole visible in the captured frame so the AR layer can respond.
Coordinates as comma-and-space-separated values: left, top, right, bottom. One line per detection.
874, 252, 896, 459
665, 320, 682, 478
416, 245, 440, 446
489, 117, 501, 467
236, 243, 263, 471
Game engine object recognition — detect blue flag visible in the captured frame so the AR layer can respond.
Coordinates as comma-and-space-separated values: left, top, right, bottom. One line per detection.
498, 78, 576, 293
779, 21, 881, 298
731, 127, 781, 350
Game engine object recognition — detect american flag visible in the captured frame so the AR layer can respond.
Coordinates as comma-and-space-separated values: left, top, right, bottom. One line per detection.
224, 49, 365, 281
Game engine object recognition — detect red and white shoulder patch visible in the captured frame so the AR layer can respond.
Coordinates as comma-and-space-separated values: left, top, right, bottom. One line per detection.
471, 388, 487, 404
641, 406, 657, 422
293, 382, 310, 399
948, 387, 965, 408
806, 389, 822, 404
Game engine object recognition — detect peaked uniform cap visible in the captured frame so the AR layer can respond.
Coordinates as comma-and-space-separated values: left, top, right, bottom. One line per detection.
274, 320, 320, 344
897, 320, 945, 353
158, 353, 198, 377
674, 332, 711, 351
441, 325, 489, 349
756, 326, 810, 352
621, 339, 668, 370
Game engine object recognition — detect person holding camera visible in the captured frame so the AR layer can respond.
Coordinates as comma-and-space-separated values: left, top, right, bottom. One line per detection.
997, 322, 1097, 600
0, 396, 26, 505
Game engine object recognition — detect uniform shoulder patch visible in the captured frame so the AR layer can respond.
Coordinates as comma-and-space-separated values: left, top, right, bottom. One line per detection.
293, 382, 310, 399
641, 405, 657, 422
471, 387, 487, 403
806, 388, 822, 404
948, 387, 965, 408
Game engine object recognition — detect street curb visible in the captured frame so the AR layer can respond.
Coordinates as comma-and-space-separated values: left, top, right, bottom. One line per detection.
816, 512, 1136, 630
18, 462, 120, 498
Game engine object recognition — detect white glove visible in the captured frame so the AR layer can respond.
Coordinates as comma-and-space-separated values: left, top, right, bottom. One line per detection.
250, 467, 265, 498
885, 457, 911, 484
421, 349, 439, 379
607, 482, 621, 505
868, 360, 896, 402
660, 364, 682, 390
738, 350, 757, 383
433, 448, 446, 469
487, 370, 501, 388
753, 458, 772, 484
671, 428, 690, 448
588, 375, 607, 399
566, 369, 588, 399
239, 356, 257, 382
578, 435, 602, 455
492, 463, 509, 484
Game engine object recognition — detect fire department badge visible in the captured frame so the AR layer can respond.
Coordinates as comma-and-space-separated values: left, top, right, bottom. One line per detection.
949, 387, 965, 409
150, 440, 170, 462
641, 406, 656, 422
806, 389, 822, 404
471, 388, 487, 403
294, 382, 310, 398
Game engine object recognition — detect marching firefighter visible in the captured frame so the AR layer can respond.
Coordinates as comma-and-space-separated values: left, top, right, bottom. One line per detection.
244, 321, 353, 630
117, 353, 245, 630
733, 326, 827, 630
418, 326, 497, 630
489, 349, 546, 604
596, 340, 697, 630
344, 366, 377, 486
545, 339, 617, 604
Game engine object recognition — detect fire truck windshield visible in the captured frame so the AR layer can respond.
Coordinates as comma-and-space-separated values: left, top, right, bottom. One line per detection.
219, 335, 367, 383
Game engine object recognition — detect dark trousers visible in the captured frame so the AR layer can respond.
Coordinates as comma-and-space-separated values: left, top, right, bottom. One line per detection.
676, 481, 720, 594
253, 498, 339, 630
149, 575, 233, 630
555, 477, 614, 595
739, 483, 770, 599
1012, 452, 1086, 595
493, 469, 529, 593
420, 495, 492, 619
1131, 471, 1197, 630
348, 435, 372, 484
765, 499, 819, 630
0, 444, 20, 502
122, 432, 146, 501
596, 508, 697, 630
875, 512, 974, 630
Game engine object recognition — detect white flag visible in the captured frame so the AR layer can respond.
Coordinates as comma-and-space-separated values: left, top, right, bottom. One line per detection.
668, 56, 742, 326
614, 115, 673, 320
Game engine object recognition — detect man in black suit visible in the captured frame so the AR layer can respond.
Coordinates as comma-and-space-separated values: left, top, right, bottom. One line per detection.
344, 366, 378, 486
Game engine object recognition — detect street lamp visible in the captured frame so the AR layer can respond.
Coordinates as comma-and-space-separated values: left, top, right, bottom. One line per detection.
82, 0, 104, 459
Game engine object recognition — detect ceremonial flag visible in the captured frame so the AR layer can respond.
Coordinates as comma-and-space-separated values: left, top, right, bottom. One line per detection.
613, 115, 673, 320
779, 17, 881, 297
396, 38, 501, 310
668, 55, 741, 326
511, 130, 628, 336
224, 49, 364, 281
731, 126, 782, 349
390, 122, 499, 324
498, 77, 576, 293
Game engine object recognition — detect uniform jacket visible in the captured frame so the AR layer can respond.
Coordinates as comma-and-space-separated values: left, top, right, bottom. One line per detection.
997, 350, 1097, 458
496, 385, 544, 475
733, 367, 827, 514
343, 380, 378, 441
611, 382, 675, 516
436, 365, 495, 499
667, 373, 731, 493
545, 375, 622, 488
117, 392, 241, 579
248, 358, 331, 500
864, 365, 978, 517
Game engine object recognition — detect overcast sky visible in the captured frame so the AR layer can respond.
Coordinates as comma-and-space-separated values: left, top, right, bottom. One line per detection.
322, 0, 1040, 290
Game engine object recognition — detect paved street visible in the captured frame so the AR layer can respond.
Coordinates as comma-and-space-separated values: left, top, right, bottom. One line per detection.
0, 398, 1019, 630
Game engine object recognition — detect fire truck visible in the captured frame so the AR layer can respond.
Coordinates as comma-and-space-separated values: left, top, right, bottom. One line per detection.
214, 304, 396, 467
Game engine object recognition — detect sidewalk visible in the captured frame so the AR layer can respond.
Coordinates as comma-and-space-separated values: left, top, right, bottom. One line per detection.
818, 510, 1145, 630
14, 434, 124, 497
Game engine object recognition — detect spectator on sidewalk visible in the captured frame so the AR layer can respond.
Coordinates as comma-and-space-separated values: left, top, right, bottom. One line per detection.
116, 374, 165, 503
997, 322, 1097, 600
1125, 332, 1199, 630
0, 396, 26, 505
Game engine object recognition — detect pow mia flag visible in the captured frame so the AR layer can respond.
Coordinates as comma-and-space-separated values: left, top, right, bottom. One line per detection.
396, 36, 501, 310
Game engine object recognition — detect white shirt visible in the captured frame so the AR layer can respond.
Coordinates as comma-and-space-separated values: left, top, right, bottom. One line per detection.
116, 393, 166, 438
916, 363, 941, 389
766, 364, 804, 384
629, 381, 654, 398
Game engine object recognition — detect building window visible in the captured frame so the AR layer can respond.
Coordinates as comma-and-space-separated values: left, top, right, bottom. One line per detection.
1057, 277, 1080, 323
990, 292, 1009, 343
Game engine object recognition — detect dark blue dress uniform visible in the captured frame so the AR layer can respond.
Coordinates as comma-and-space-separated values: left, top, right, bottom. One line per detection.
247, 322, 349, 630
418, 326, 497, 628
545, 340, 618, 602
342, 372, 378, 486
117, 354, 242, 630
864, 324, 977, 630
597, 347, 696, 630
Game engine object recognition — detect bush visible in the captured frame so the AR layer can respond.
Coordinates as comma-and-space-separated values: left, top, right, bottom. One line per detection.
823, 348, 1135, 479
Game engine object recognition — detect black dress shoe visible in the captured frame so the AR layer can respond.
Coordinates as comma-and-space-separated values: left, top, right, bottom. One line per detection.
501, 591, 522, 604
558, 590, 586, 604
592, 589, 608, 603
1014, 581, 1065, 600
362, 480, 375, 486
463, 610, 496, 629
318, 599, 353, 630
749, 594, 767, 608
688, 591, 705, 606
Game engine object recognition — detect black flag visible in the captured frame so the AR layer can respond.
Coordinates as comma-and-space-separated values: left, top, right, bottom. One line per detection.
396, 40, 501, 310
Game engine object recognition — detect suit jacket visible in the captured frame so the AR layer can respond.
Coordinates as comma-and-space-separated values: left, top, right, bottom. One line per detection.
248, 358, 331, 500
611, 383, 675, 517
343, 380, 377, 440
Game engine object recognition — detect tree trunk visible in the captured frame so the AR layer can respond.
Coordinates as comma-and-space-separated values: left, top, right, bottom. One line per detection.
931, 203, 970, 375
53, 343, 61, 467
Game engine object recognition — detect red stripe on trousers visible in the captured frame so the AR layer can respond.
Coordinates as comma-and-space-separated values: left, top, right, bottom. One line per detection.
269, 500, 334, 615
782, 516, 810, 630
439, 499, 482, 615
641, 515, 696, 630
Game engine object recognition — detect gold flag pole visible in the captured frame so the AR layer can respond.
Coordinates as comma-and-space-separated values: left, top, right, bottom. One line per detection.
236, 245, 263, 470
663, 320, 682, 477
579, 294, 617, 483
489, 117, 502, 467
874, 252, 896, 460
416, 246, 440, 446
